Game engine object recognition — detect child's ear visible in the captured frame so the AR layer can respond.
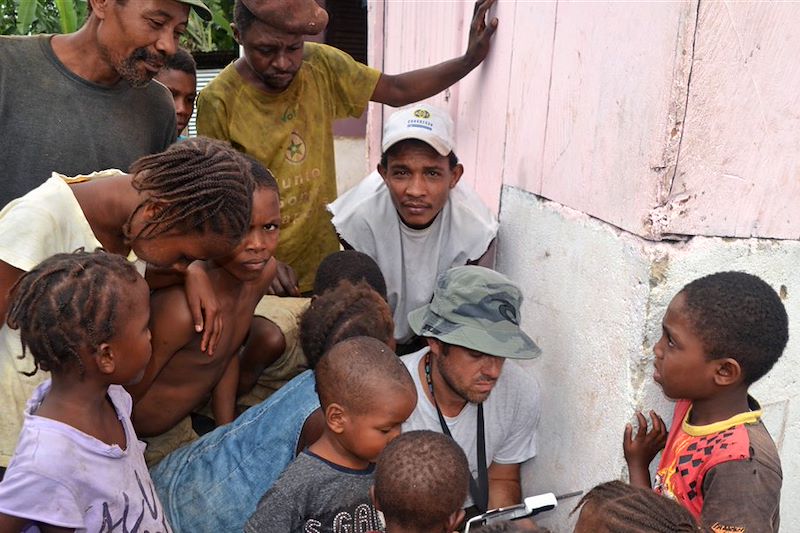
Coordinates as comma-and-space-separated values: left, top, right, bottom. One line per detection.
325, 402, 347, 434
95, 343, 116, 375
142, 200, 166, 221
713, 357, 743, 386
377, 164, 388, 181
446, 509, 465, 532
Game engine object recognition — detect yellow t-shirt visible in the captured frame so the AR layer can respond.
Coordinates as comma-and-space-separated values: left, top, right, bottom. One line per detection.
197, 43, 381, 292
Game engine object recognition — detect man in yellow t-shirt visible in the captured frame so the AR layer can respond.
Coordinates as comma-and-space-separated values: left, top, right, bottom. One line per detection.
198, 0, 499, 293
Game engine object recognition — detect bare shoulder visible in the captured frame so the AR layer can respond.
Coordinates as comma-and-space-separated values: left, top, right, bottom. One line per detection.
149, 285, 196, 343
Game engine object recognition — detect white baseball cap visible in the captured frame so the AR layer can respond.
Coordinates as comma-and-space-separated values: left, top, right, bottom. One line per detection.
381, 104, 455, 157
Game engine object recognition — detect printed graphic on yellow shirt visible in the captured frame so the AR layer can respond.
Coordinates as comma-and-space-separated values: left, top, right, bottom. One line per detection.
285, 132, 307, 163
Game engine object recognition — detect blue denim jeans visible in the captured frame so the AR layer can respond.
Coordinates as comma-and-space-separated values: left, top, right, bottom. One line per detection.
150, 370, 319, 532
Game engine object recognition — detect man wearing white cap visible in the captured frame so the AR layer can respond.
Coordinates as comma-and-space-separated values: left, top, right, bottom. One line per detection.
328, 104, 498, 352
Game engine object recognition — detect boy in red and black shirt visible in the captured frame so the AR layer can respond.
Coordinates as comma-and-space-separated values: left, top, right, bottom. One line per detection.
624, 272, 786, 533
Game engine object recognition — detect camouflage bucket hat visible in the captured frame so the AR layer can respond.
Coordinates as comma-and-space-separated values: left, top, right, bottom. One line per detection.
407, 266, 542, 359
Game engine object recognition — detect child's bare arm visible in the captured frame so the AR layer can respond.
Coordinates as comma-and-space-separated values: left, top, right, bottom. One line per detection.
145, 261, 223, 355
623, 410, 667, 488
126, 288, 197, 403
0, 513, 29, 531
211, 354, 240, 426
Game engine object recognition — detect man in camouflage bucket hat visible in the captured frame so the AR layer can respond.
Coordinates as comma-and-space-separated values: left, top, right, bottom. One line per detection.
401, 266, 542, 521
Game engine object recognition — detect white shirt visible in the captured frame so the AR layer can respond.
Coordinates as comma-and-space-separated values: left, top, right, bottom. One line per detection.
400, 348, 541, 507
0, 172, 144, 466
328, 171, 498, 342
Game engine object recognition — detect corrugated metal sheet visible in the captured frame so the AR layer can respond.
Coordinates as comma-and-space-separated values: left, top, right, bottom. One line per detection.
187, 68, 224, 137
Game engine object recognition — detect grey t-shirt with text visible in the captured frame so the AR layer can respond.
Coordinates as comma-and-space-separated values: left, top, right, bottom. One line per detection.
245, 450, 382, 533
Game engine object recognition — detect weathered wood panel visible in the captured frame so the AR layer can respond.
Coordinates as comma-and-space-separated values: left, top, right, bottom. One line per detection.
538, 2, 696, 238
499, 1, 557, 198
369, 0, 799, 240
663, 1, 800, 239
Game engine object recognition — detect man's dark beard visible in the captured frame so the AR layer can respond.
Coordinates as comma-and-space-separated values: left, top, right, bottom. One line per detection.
116, 47, 167, 88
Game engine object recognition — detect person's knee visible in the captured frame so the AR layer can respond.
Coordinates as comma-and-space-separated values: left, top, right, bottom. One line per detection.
248, 316, 287, 357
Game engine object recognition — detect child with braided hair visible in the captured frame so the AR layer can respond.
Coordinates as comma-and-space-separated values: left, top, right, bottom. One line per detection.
0, 137, 255, 472
572, 480, 712, 533
0, 250, 172, 531
128, 160, 282, 455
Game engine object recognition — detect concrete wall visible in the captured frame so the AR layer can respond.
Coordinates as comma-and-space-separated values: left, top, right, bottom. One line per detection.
498, 187, 799, 530
368, 2, 800, 530
334, 136, 368, 195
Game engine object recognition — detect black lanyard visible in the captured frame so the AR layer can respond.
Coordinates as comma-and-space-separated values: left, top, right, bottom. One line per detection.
425, 353, 489, 512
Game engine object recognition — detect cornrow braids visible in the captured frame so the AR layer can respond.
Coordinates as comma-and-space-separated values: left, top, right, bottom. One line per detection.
473, 521, 551, 533
239, 152, 279, 193
571, 481, 713, 532
299, 280, 394, 369
6, 250, 140, 378
127, 137, 254, 245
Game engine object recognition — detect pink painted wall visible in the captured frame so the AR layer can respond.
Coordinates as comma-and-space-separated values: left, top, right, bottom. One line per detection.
368, 0, 800, 240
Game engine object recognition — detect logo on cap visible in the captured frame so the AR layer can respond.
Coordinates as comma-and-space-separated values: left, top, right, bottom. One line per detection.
414, 109, 431, 119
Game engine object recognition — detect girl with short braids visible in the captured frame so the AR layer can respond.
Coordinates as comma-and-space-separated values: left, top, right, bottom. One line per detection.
0, 250, 173, 530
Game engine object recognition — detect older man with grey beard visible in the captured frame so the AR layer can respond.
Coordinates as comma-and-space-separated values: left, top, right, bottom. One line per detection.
0, 0, 212, 207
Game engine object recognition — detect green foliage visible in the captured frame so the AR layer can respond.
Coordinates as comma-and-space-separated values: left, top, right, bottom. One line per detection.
0, 0, 85, 35
0, 0, 235, 53
181, 0, 234, 52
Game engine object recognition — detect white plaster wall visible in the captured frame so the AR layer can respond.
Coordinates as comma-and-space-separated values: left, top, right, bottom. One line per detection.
334, 136, 368, 195
498, 186, 800, 532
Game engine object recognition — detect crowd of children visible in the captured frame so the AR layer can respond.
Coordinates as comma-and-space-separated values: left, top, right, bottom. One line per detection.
0, 0, 791, 531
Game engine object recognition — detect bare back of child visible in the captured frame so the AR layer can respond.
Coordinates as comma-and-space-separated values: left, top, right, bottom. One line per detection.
130, 162, 281, 436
